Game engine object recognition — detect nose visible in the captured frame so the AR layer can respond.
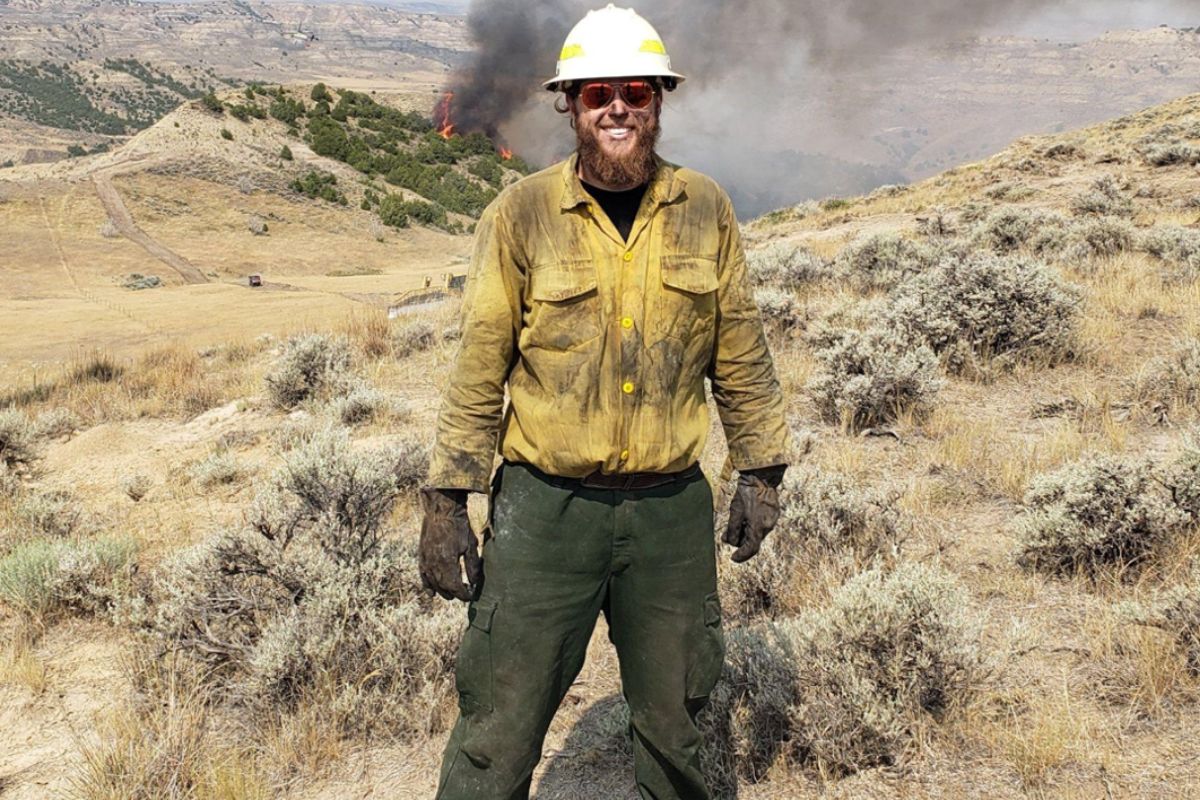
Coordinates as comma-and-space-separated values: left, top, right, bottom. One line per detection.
606, 96, 629, 117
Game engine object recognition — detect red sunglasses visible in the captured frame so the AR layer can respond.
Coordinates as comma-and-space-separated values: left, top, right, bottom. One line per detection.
576, 80, 658, 111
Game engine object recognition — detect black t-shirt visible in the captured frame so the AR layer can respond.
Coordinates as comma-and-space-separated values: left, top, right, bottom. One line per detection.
582, 180, 648, 242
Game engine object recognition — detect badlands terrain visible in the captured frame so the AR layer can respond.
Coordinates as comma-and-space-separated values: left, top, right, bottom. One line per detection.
1, 70, 1200, 799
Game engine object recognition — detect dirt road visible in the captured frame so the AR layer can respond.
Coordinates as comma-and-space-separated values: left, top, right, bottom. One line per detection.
92, 171, 209, 285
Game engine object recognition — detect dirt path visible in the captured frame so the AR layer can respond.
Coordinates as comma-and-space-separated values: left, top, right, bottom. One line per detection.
92, 171, 209, 285
37, 192, 164, 338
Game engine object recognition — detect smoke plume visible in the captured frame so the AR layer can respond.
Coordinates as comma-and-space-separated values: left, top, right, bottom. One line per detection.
443, 0, 1071, 216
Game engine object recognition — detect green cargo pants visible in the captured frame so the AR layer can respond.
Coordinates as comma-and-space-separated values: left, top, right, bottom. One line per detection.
434, 461, 724, 800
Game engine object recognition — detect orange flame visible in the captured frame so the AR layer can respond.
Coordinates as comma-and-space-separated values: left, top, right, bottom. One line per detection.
499, 147, 512, 160
434, 91, 455, 139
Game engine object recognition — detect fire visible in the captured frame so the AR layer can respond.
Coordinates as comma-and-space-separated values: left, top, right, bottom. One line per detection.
499, 147, 512, 160
434, 91, 455, 139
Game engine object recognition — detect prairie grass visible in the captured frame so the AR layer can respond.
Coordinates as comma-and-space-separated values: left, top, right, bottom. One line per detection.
924, 408, 1106, 501
0, 624, 48, 694
341, 308, 392, 360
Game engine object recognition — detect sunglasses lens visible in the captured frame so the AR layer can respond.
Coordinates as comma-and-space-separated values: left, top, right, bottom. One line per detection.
580, 83, 615, 110
623, 81, 654, 108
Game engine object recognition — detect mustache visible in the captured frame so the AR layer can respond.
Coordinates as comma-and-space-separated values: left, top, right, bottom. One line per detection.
575, 111, 661, 187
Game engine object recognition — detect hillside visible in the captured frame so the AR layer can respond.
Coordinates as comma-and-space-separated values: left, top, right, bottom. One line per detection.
0, 0, 469, 164
0, 81, 527, 365
2, 91, 1200, 799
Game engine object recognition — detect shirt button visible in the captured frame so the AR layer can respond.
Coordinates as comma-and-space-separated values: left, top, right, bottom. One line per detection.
622, 381, 634, 394
620, 449, 630, 461
623, 252, 634, 262
621, 316, 633, 329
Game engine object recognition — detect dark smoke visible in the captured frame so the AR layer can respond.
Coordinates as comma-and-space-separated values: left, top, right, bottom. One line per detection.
444, 0, 1067, 216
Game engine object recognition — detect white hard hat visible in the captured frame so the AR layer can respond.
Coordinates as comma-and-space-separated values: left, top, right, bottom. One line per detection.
543, 4, 685, 92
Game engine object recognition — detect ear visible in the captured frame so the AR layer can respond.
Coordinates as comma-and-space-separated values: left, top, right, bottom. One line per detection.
565, 93, 579, 130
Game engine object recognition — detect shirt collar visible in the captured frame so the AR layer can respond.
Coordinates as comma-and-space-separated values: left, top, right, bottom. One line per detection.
559, 151, 686, 211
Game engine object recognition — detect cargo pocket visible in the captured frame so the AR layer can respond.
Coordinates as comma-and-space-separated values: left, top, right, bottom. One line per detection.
455, 598, 498, 715
656, 254, 719, 343
526, 259, 602, 352
685, 591, 725, 708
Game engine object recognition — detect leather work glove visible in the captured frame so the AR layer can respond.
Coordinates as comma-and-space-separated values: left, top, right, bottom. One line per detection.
722, 464, 786, 563
418, 487, 484, 602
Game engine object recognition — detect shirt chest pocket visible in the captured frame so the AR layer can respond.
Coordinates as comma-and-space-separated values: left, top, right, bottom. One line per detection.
525, 259, 602, 353
655, 254, 720, 343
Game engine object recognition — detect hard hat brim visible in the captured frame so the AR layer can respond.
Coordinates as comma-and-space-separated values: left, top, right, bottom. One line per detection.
543, 69, 686, 92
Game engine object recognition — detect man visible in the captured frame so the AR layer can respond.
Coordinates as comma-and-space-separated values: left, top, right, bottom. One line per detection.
420, 5, 790, 798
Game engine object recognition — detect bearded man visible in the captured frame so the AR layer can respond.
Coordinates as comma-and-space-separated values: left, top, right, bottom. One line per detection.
420, 5, 791, 798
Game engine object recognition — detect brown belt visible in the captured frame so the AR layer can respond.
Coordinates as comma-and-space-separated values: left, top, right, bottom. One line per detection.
508, 461, 702, 491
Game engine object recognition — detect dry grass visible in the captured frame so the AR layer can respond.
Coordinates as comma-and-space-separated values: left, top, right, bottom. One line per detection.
0, 624, 48, 694
922, 408, 1117, 501
1, 342, 259, 424
341, 308, 393, 360
993, 684, 1092, 790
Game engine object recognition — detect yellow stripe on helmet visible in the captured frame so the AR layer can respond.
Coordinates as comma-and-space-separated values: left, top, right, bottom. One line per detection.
560, 43, 585, 60
639, 39, 666, 55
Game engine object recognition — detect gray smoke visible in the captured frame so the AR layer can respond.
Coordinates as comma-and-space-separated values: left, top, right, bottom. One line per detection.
443, 0, 1085, 216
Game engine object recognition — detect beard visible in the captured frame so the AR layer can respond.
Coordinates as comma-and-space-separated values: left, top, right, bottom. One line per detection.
575, 110, 660, 187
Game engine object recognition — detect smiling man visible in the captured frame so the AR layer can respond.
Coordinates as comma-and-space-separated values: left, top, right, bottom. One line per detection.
420, 5, 790, 798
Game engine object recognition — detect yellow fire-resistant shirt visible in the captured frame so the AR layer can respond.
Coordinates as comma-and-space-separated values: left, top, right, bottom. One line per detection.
426, 152, 790, 493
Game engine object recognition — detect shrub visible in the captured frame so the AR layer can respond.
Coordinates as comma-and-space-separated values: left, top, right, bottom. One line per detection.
1071, 175, 1134, 217
199, 92, 223, 113
15, 489, 88, 538
884, 252, 1081, 377
143, 427, 457, 737
264, 334, 352, 409
1143, 142, 1200, 167
721, 467, 903, 622
806, 325, 943, 430
123, 273, 162, 290
753, 287, 804, 335
0, 410, 38, 469
1064, 217, 1135, 262
699, 624, 800, 792
391, 435, 431, 491
220, 128, 233, 141
781, 562, 984, 775
33, 408, 79, 439
1163, 444, 1200, 525
247, 214, 268, 236
1141, 225, 1200, 282
1133, 338, 1200, 418
100, 217, 120, 238
832, 233, 937, 291
0, 536, 137, 620
329, 383, 399, 427
189, 450, 243, 489
1015, 455, 1190, 576
746, 242, 828, 289
279, 144, 293, 161
970, 207, 1068, 254
1124, 562, 1200, 675
123, 473, 152, 502
393, 320, 436, 359
289, 170, 346, 205
915, 207, 956, 238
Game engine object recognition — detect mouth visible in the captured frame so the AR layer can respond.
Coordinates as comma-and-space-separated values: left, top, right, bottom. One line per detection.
601, 126, 634, 142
